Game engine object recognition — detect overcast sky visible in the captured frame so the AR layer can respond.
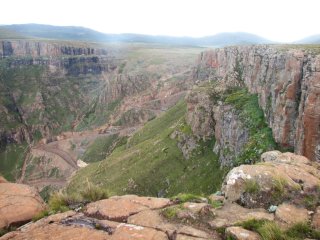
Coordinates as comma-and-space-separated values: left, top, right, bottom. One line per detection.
1, 0, 318, 42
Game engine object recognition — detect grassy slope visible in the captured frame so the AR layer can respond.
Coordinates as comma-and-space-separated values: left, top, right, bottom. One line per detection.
82, 134, 127, 163
67, 100, 226, 197
0, 143, 27, 181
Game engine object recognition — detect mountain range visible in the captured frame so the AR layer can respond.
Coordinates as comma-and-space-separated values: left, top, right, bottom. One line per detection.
0, 23, 273, 46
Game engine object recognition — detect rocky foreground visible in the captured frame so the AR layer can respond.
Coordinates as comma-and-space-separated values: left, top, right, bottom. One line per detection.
1, 151, 320, 239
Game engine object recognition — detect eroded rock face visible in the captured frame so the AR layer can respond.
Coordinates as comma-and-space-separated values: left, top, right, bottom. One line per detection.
193, 46, 320, 161
0, 40, 107, 58
186, 89, 250, 167
0, 183, 46, 229
222, 151, 320, 208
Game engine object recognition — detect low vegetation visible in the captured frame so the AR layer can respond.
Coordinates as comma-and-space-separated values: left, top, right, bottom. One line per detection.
171, 193, 205, 203
82, 134, 127, 163
225, 88, 277, 164
244, 179, 260, 194
238, 219, 320, 240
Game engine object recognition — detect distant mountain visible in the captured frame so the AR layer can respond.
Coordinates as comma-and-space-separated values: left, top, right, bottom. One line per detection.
199, 32, 273, 46
0, 24, 272, 46
296, 34, 320, 44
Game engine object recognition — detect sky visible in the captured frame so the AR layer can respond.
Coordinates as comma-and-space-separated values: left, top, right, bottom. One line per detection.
1, 0, 319, 42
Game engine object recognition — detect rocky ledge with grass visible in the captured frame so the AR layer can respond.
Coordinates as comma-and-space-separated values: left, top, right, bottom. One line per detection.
1, 151, 320, 240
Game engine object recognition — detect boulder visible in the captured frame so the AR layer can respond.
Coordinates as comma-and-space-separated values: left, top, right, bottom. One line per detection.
275, 203, 309, 226
260, 151, 281, 162
85, 195, 171, 222
226, 226, 261, 240
0, 183, 46, 229
221, 152, 320, 208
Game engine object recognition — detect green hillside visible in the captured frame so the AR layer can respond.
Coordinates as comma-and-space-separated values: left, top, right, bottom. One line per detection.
67, 100, 227, 197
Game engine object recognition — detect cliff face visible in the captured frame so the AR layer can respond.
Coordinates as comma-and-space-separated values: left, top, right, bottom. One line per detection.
0, 40, 107, 58
0, 43, 111, 146
191, 45, 320, 161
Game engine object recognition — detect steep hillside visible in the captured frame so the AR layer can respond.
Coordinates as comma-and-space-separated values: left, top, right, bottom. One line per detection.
67, 100, 227, 197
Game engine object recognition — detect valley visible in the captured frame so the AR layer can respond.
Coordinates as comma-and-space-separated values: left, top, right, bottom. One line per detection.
0, 36, 204, 196
0, 24, 320, 240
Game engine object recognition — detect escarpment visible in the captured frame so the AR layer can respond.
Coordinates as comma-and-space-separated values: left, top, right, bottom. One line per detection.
188, 45, 320, 162
0, 40, 107, 58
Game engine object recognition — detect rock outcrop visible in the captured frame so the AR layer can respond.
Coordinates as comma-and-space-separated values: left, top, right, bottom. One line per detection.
0, 40, 107, 58
0, 181, 46, 229
192, 45, 320, 161
1, 196, 217, 240
222, 151, 320, 208
2, 152, 320, 239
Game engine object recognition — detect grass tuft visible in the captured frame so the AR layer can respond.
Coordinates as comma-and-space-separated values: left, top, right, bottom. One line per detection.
171, 193, 205, 203
244, 179, 260, 194
80, 181, 109, 202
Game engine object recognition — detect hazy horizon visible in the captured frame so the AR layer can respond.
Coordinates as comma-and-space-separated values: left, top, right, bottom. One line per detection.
1, 0, 319, 43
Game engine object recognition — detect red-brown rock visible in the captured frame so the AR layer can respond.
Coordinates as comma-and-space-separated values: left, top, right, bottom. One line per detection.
0, 183, 46, 229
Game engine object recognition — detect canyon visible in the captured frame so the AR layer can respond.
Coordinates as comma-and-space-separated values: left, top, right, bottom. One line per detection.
0, 28, 320, 239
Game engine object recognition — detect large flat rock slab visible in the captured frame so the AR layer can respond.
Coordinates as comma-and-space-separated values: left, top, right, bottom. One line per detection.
112, 223, 168, 240
85, 195, 171, 222
209, 203, 274, 229
0, 223, 111, 240
0, 183, 46, 229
